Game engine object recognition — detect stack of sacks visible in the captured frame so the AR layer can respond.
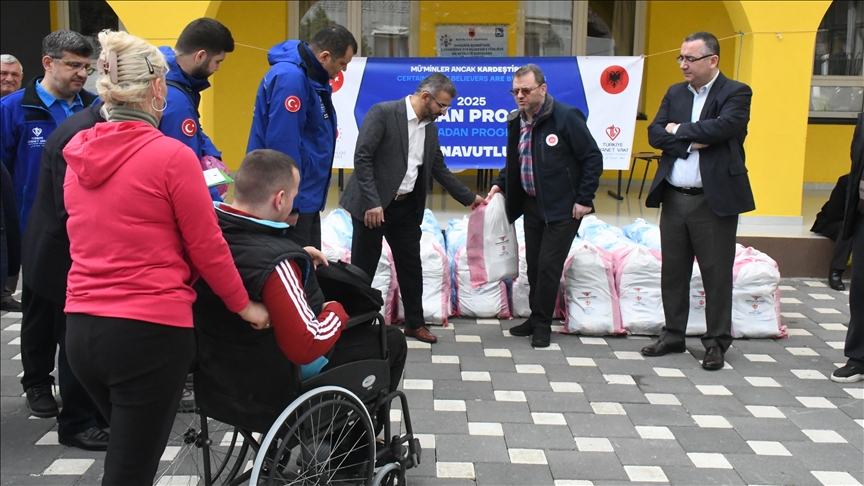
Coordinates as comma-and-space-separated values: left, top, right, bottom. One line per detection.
732, 245, 786, 338
561, 238, 624, 335
614, 244, 665, 335
579, 215, 636, 253
446, 217, 511, 318
394, 210, 451, 326
320, 208, 353, 263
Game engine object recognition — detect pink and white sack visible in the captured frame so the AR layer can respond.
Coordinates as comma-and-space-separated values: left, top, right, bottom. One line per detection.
731, 246, 787, 338
562, 240, 624, 335
373, 239, 398, 324
614, 245, 665, 335
446, 217, 511, 319
321, 208, 353, 263
467, 193, 518, 288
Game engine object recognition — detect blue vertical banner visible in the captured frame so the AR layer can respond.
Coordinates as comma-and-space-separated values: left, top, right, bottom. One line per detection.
331, 56, 643, 170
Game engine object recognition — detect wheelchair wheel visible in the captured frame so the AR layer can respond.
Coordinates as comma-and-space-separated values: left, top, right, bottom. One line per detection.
153, 403, 250, 485
251, 386, 376, 485
372, 463, 404, 486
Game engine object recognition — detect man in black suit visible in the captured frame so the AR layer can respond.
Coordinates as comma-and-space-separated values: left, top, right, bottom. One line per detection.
640, 31, 754, 370
832, 112, 864, 383
811, 174, 852, 290
339, 73, 485, 344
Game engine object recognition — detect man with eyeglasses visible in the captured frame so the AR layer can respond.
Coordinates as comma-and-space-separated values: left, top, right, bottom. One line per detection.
340, 73, 486, 344
489, 63, 603, 348
640, 31, 754, 371
0, 30, 106, 450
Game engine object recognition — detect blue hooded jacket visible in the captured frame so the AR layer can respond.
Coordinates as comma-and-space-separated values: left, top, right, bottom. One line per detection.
159, 46, 221, 201
247, 40, 337, 214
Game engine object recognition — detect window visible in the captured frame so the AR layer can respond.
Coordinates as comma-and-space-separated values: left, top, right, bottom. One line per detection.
586, 1, 635, 56
69, 0, 118, 37
810, 0, 864, 119
524, 2, 573, 57
298, 0, 348, 43
361, 1, 409, 57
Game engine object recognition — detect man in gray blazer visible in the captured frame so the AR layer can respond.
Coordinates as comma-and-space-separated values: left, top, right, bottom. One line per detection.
340, 73, 485, 344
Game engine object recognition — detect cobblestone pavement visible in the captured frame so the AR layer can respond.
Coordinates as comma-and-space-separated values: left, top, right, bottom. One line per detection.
2, 278, 862, 485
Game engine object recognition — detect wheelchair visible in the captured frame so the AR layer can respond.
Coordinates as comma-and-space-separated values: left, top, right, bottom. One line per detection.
153, 309, 420, 486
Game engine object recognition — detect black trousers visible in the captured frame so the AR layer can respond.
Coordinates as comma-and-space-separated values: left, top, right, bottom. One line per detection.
20, 286, 100, 435
658, 187, 738, 351
351, 196, 425, 330
818, 220, 853, 272
66, 314, 195, 486
523, 196, 581, 328
846, 218, 864, 369
287, 212, 322, 250
322, 324, 407, 398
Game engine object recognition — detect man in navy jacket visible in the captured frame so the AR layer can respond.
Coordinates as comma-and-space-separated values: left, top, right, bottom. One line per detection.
159, 18, 235, 201
247, 25, 357, 250
641, 31, 754, 371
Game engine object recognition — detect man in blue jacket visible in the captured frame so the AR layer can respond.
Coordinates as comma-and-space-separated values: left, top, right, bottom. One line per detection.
0, 31, 105, 448
247, 25, 357, 249
159, 18, 235, 201
489, 64, 603, 348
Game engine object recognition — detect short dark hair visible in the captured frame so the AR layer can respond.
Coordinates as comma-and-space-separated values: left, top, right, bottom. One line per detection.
175, 18, 235, 56
514, 64, 546, 86
415, 73, 457, 98
684, 31, 720, 58
235, 149, 298, 206
309, 24, 357, 60
42, 30, 93, 59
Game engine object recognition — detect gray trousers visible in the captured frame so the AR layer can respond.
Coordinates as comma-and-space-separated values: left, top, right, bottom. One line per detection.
658, 186, 738, 351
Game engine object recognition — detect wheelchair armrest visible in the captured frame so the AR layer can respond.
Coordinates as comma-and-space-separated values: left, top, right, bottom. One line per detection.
344, 312, 388, 361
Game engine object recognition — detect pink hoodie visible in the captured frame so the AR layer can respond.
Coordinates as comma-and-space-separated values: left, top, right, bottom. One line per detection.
63, 120, 249, 328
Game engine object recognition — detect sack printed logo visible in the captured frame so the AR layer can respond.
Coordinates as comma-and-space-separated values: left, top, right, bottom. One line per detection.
752, 296, 759, 301
606, 125, 621, 141
600, 65, 629, 94
583, 292, 590, 297
329, 73, 344, 93
546, 134, 559, 146
285, 95, 301, 113
181, 118, 197, 137
699, 300, 705, 305
752, 304, 759, 310
32, 127, 42, 137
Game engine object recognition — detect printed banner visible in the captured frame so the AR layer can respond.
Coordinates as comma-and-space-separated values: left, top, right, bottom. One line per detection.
331, 56, 643, 170
436, 25, 508, 58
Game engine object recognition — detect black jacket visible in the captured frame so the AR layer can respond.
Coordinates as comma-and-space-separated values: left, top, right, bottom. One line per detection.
811, 174, 849, 234
646, 72, 755, 217
1, 163, 20, 282
21, 103, 104, 305
843, 113, 864, 240
492, 95, 603, 223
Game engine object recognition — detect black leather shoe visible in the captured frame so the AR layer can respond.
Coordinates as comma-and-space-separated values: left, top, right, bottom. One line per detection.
509, 319, 534, 337
702, 346, 725, 370
25, 384, 59, 418
829, 270, 845, 291
640, 340, 686, 357
59, 426, 109, 451
531, 325, 551, 348
0, 298, 22, 312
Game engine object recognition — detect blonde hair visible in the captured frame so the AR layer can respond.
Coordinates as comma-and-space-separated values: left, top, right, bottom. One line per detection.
96, 30, 168, 109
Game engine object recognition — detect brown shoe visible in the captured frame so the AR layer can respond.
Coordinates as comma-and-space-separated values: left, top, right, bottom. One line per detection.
404, 326, 438, 344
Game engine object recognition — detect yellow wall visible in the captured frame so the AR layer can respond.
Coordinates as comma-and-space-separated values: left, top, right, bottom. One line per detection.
418, 1, 519, 57
804, 124, 857, 183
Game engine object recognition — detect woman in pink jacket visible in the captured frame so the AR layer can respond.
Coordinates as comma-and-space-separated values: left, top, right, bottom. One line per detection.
62, 30, 269, 485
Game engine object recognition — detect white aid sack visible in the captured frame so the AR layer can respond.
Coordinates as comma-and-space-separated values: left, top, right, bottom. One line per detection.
373, 239, 398, 324
446, 217, 511, 319
686, 262, 708, 336
321, 208, 354, 263
622, 218, 662, 250
394, 232, 451, 326
562, 240, 624, 335
732, 247, 787, 339
615, 245, 665, 335
467, 193, 518, 287
511, 243, 531, 318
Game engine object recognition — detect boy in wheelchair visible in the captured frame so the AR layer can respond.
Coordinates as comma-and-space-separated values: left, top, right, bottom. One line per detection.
191, 149, 411, 483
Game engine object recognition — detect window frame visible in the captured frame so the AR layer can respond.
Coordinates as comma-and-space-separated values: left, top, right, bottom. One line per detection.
809, 0, 864, 120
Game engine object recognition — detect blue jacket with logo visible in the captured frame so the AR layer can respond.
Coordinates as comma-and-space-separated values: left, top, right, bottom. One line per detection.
247, 40, 337, 214
159, 46, 221, 201
0, 78, 97, 230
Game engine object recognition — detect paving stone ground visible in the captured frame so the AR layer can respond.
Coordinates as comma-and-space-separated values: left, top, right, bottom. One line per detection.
1, 278, 862, 485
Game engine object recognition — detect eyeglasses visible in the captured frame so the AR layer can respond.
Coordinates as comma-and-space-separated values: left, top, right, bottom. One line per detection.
426, 91, 450, 111
510, 86, 541, 96
54, 58, 95, 76
676, 54, 714, 65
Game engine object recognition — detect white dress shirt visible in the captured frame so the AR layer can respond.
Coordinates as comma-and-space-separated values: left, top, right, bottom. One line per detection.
666, 70, 721, 189
398, 95, 430, 195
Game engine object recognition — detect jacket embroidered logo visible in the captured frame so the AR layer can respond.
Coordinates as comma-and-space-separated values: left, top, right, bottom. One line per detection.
285, 95, 301, 112
181, 119, 197, 137
32, 127, 42, 136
